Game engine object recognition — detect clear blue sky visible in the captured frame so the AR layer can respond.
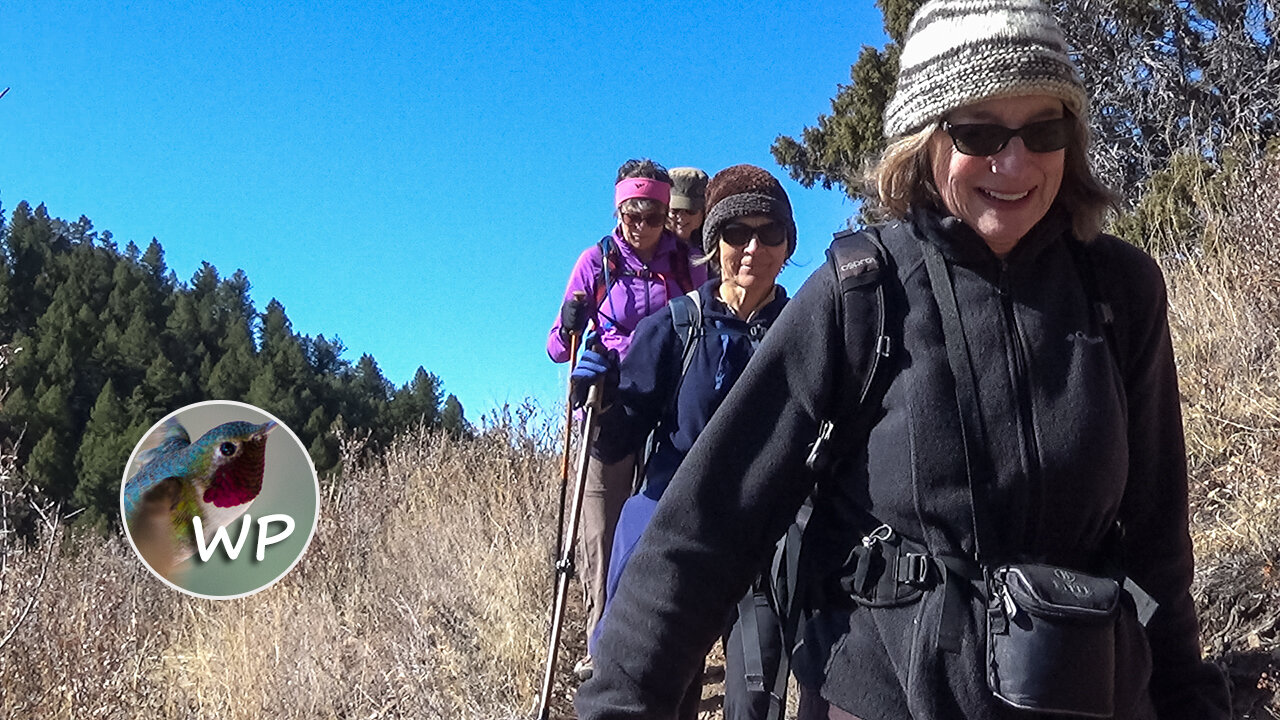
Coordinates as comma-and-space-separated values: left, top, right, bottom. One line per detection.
1, 1, 887, 423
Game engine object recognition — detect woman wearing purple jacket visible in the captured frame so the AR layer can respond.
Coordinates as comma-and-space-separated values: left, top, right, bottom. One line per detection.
547, 158, 706, 679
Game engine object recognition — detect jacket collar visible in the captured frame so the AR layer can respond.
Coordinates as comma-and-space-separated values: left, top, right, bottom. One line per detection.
611, 227, 685, 267
700, 278, 789, 325
908, 203, 1072, 271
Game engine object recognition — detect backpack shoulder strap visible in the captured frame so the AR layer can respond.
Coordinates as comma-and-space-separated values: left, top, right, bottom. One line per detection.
1067, 237, 1126, 377
668, 289, 703, 381
760, 227, 893, 718
632, 289, 704, 496
671, 240, 695, 294
595, 235, 619, 311
805, 226, 892, 473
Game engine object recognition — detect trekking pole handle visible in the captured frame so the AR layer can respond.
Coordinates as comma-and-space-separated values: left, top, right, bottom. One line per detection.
560, 290, 586, 482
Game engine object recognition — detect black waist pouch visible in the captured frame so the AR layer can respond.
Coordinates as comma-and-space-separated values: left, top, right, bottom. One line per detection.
986, 563, 1121, 718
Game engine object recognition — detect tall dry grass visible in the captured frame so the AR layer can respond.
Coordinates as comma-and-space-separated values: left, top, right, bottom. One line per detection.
1, 160, 1279, 719
0, 401, 566, 718
1169, 151, 1280, 717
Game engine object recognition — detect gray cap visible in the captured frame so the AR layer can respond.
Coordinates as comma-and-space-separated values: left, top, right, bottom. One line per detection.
668, 167, 709, 211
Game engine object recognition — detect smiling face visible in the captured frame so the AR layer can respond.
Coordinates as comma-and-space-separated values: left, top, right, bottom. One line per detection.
930, 94, 1067, 256
667, 207, 704, 242
718, 215, 787, 292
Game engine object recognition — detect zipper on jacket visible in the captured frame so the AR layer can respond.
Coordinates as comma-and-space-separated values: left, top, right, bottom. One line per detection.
998, 261, 1042, 535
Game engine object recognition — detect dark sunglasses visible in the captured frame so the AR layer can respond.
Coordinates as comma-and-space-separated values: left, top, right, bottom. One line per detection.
720, 222, 787, 248
621, 212, 666, 228
942, 116, 1073, 156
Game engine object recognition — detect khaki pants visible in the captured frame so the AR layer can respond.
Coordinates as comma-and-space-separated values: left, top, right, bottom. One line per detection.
578, 453, 636, 648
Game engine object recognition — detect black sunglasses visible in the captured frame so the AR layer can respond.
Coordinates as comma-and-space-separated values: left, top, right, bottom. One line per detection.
720, 222, 787, 248
621, 212, 665, 228
942, 117, 1073, 156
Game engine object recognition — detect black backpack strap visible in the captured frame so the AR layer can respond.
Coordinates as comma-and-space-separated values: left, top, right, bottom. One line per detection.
737, 591, 767, 692
1066, 238, 1124, 377
593, 235, 618, 331
634, 290, 703, 495
805, 227, 892, 473
759, 497, 811, 720
669, 290, 703, 380
919, 239, 998, 654
763, 228, 892, 713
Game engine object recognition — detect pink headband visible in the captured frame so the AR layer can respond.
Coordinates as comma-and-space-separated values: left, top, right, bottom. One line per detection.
615, 177, 671, 207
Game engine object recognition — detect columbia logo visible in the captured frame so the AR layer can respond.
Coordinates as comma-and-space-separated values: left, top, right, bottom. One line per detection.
1067, 331, 1104, 345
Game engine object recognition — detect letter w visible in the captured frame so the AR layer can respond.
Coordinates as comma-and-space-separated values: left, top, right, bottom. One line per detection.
193, 515, 252, 562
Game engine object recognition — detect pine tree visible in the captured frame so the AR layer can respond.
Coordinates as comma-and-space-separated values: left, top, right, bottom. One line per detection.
441, 394, 468, 439
139, 238, 172, 292
26, 427, 72, 498
207, 320, 257, 400
130, 354, 185, 428
73, 380, 133, 526
389, 367, 443, 433
770, 0, 923, 199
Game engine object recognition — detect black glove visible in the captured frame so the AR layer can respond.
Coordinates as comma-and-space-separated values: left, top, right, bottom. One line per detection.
570, 340, 618, 408
559, 295, 590, 342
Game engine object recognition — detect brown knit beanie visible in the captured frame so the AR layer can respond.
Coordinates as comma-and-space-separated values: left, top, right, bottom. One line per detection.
883, 0, 1088, 137
701, 164, 796, 257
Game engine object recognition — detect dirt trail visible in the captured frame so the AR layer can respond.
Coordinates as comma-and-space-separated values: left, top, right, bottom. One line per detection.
541, 591, 731, 719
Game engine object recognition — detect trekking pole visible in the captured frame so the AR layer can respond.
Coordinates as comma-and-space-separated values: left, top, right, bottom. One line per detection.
553, 291, 585, 561
535, 379, 603, 720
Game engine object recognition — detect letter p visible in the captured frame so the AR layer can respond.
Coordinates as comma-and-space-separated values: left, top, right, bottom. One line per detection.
255, 514, 295, 561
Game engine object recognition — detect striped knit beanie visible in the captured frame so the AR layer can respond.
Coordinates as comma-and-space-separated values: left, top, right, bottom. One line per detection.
701, 164, 796, 257
883, 0, 1088, 137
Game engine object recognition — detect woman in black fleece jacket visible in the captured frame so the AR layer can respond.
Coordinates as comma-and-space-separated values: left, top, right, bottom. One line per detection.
574, 1, 1231, 719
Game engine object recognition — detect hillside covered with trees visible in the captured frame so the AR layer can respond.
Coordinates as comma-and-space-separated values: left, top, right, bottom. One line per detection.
0, 200, 466, 527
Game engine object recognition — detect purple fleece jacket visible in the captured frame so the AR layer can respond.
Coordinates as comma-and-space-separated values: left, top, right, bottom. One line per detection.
547, 228, 707, 363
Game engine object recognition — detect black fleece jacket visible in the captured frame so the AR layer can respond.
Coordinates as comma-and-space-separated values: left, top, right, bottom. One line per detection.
574, 208, 1230, 720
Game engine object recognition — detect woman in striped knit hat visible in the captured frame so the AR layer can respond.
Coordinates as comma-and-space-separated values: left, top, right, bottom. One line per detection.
576, 2, 1231, 718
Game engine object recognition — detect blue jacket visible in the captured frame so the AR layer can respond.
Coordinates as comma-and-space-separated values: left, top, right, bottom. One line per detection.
593, 278, 789, 498
589, 278, 788, 654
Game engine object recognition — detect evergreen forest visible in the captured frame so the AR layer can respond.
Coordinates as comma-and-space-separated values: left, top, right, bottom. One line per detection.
0, 199, 466, 528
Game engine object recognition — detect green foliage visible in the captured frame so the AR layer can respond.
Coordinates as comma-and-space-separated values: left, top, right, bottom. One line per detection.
389, 367, 443, 434
27, 427, 72, 498
441, 394, 468, 439
1111, 153, 1223, 254
0, 201, 467, 524
770, 0, 922, 198
1112, 138, 1278, 255
772, 45, 898, 196
73, 380, 135, 529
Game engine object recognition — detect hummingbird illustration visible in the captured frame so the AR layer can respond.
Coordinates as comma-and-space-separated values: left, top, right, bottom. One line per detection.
123, 418, 276, 579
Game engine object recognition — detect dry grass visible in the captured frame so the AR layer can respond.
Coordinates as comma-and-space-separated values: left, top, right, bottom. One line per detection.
2, 161, 1280, 719
0, 401, 566, 719
1167, 152, 1280, 718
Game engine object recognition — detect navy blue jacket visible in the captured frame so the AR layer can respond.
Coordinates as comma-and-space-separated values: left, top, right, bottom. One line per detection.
594, 278, 789, 500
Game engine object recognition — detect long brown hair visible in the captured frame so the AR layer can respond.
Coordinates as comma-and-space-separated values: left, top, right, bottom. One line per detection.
866, 112, 1119, 242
